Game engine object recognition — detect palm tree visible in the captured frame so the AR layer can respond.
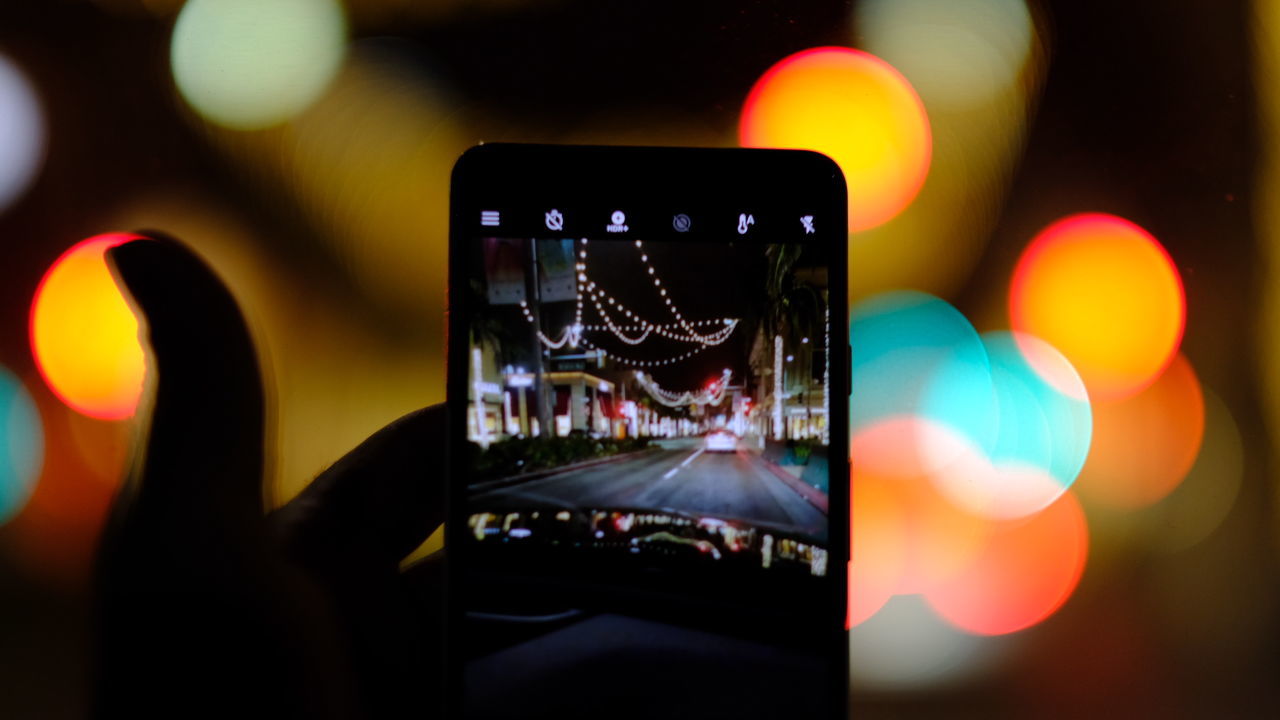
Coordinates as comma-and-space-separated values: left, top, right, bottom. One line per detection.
466, 277, 524, 369
759, 244, 826, 440
763, 244, 824, 353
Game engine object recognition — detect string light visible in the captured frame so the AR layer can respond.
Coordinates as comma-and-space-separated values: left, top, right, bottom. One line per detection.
537, 326, 583, 349
823, 307, 830, 445
472, 346, 490, 448
581, 288, 735, 345
587, 290, 738, 347
574, 249, 586, 327
581, 318, 738, 344
580, 263, 738, 347
519, 299, 583, 349
579, 336, 712, 368
589, 288, 653, 344
521, 238, 741, 360
629, 239, 729, 344
635, 369, 733, 407
773, 334, 783, 441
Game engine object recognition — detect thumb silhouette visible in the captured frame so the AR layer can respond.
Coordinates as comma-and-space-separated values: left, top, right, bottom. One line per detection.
93, 234, 446, 719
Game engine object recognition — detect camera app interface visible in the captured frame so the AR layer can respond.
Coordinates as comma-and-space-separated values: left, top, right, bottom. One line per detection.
460, 208, 834, 718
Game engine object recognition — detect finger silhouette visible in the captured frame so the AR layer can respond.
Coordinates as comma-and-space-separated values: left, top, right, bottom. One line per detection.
94, 234, 358, 718
108, 232, 265, 540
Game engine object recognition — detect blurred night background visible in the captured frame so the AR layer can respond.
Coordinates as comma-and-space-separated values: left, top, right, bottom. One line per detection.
1, 0, 1278, 716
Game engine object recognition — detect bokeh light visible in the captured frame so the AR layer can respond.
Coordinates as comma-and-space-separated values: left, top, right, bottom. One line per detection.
1259, 0, 1280, 572
849, 465, 907, 627
0, 54, 45, 213
856, 0, 1035, 109
171, 0, 346, 130
850, 291, 995, 459
180, 40, 465, 507
852, 417, 993, 602
850, 595, 1012, 690
934, 331, 1091, 519
30, 233, 146, 420
1074, 354, 1205, 509
6, 377, 123, 585
1148, 386, 1242, 552
845, 0, 1044, 304
740, 47, 931, 232
850, 293, 1090, 520
1010, 213, 1185, 401
0, 366, 43, 526
202, 40, 469, 329
925, 489, 1088, 635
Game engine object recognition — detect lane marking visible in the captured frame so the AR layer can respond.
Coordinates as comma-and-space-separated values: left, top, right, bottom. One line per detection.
680, 448, 705, 467
662, 447, 706, 480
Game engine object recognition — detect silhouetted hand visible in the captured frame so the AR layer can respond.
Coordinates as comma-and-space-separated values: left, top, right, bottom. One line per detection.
92, 234, 446, 719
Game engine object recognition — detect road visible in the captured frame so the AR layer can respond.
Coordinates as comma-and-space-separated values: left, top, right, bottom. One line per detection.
471, 438, 826, 535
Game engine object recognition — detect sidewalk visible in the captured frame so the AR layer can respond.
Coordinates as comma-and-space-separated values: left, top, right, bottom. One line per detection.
754, 452, 830, 514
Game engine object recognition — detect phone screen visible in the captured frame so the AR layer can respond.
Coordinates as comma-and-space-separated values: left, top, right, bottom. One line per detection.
447, 145, 848, 719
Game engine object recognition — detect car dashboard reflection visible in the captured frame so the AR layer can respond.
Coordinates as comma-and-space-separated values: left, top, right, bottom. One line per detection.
467, 508, 827, 577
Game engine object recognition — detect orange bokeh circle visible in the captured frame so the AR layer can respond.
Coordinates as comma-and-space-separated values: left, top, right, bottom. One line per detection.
740, 46, 931, 232
849, 417, 992, 626
30, 233, 146, 420
849, 473, 906, 628
924, 489, 1088, 636
1010, 213, 1185, 401
1074, 354, 1204, 509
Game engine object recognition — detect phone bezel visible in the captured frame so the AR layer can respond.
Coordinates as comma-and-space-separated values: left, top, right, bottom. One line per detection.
445, 143, 849, 718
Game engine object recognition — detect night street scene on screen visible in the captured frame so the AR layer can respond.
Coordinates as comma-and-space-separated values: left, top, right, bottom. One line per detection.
464, 235, 832, 580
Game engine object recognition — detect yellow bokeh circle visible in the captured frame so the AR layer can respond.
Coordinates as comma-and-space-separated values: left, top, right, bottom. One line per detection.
740, 46, 932, 233
1010, 213, 1185, 401
30, 233, 145, 420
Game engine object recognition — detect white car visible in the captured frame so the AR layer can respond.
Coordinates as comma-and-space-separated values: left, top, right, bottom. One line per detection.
704, 429, 738, 453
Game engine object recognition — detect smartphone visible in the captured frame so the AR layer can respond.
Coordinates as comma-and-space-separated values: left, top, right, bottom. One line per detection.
446, 143, 848, 719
